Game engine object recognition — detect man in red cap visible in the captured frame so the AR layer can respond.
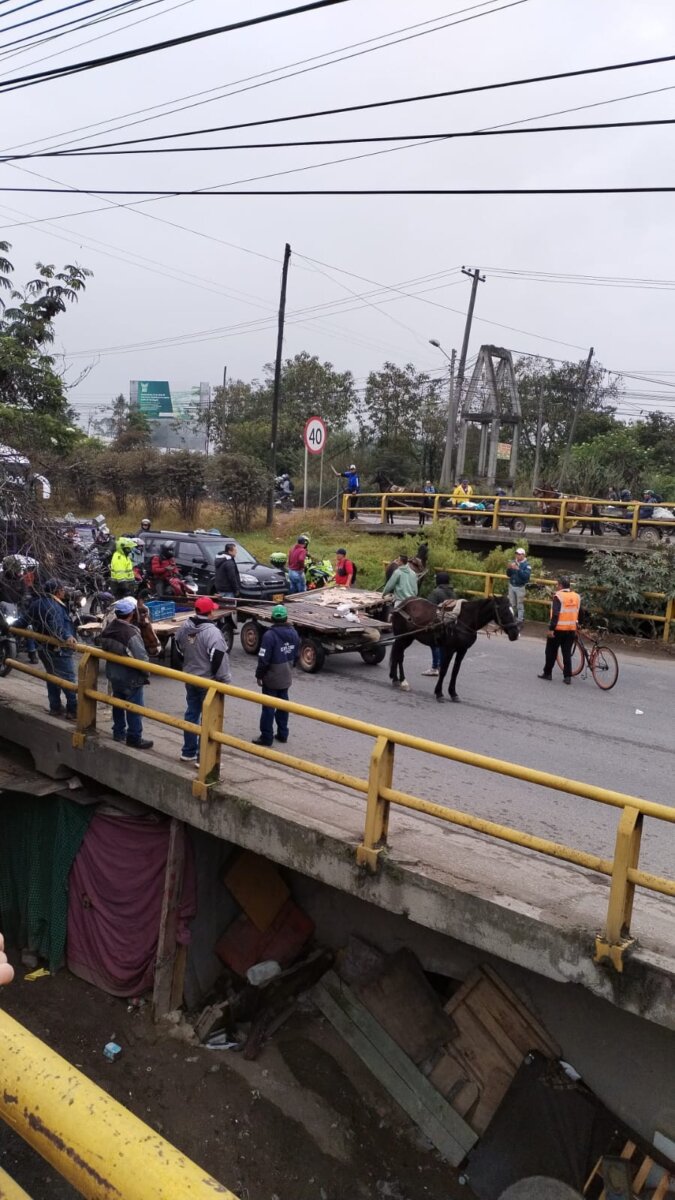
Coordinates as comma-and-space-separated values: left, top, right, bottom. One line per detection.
174, 596, 232, 764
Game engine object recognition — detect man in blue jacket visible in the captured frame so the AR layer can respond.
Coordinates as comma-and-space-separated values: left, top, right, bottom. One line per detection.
253, 605, 300, 747
29, 579, 78, 719
505, 548, 531, 627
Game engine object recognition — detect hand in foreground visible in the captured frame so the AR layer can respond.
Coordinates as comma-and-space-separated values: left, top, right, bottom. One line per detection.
0, 933, 14, 985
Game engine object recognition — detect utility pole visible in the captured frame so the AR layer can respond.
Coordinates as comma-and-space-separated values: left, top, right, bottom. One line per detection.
266, 242, 291, 525
531, 378, 544, 492
439, 348, 457, 489
453, 266, 485, 482
558, 346, 594, 489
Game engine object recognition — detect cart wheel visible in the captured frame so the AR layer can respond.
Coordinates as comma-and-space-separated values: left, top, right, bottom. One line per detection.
360, 644, 387, 666
511, 517, 527, 533
637, 526, 659, 543
217, 617, 235, 654
298, 637, 326, 673
240, 620, 262, 655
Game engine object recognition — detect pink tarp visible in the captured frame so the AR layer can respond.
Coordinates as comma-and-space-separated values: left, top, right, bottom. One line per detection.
67, 811, 196, 997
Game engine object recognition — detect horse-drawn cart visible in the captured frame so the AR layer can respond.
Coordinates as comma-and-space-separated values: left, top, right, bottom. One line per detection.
236, 589, 392, 673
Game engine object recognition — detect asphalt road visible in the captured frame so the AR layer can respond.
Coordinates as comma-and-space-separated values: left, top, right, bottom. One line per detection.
136, 628, 674, 879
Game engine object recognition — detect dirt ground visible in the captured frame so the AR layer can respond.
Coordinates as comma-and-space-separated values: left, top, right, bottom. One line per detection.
0, 966, 467, 1200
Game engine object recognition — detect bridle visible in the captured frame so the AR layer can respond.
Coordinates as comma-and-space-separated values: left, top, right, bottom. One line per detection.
489, 595, 519, 636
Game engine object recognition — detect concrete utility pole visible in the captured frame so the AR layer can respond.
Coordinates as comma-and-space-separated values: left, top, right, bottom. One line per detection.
454, 266, 485, 480
558, 345, 594, 489
266, 243, 291, 526
438, 348, 457, 489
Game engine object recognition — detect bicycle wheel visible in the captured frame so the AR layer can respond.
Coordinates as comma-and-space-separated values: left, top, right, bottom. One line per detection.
590, 644, 619, 691
556, 637, 584, 676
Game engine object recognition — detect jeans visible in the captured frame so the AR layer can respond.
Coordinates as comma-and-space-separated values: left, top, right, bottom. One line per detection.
111, 684, 144, 743
544, 631, 576, 678
431, 645, 442, 670
182, 683, 205, 758
40, 650, 76, 714
508, 583, 526, 624
259, 686, 289, 744
288, 569, 306, 594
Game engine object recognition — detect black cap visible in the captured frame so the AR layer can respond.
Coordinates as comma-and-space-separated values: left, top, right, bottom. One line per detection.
336, 548, 347, 556
435, 571, 450, 584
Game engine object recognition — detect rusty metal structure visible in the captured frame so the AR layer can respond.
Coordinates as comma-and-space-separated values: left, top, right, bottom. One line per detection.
455, 345, 521, 487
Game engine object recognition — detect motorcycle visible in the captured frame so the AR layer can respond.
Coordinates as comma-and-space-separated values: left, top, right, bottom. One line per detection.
0, 601, 19, 677
305, 556, 335, 590
274, 489, 295, 513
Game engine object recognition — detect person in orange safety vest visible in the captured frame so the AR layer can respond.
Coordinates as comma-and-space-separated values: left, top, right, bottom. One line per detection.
538, 575, 580, 684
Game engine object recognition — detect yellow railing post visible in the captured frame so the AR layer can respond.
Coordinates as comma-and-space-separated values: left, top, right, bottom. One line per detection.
380, 492, 388, 525
484, 572, 492, 597
432, 492, 441, 524
491, 495, 501, 530
192, 686, 224, 801
664, 596, 674, 642
630, 502, 640, 541
72, 650, 99, 748
557, 497, 568, 535
595, 805, 643, 971
356, 735, 394, 871
342, 492, 349, 523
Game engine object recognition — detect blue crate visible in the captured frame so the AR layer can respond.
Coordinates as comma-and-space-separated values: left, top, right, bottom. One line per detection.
146, 599, 176, 621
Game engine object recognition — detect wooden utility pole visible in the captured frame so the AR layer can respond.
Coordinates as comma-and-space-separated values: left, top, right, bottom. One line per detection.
531, 379, 544, 492
439, 348, 457, 489
453, 266, 485, 481
558, 346, 594, 489
266, 243, 291, 525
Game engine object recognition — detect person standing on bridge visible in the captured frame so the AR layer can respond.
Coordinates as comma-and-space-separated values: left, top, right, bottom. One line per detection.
29, 578, 78, 720
332, 463, 360, 520
253, 604, 300, 747
174, 596, 232, 765
538, 575, 580, 685
506, 548, 531, 628
100, 596, 153, 751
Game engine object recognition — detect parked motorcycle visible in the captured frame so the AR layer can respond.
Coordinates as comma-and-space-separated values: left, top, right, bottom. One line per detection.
0, 601, 19, 676
305, 556, 335, 590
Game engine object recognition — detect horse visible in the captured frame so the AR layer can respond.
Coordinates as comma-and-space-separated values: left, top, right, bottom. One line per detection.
533, 486, 597, 534
389, 593, 519, 701
373, 472, 422, 525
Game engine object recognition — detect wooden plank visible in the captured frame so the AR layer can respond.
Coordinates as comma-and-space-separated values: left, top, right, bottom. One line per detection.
481, 965, 561, 1056
651, 1172, 672, 1200
354, 948, 455, 1066
223, 850, 290, 933
152, 818, 186, 1019
314, 971, 476, 1165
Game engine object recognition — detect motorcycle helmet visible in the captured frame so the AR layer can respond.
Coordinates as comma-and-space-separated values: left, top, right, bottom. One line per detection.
297, 535, 310, 547
118, 537, 136, 552
270, 552, 288, 568
140, 518, 151, 530
160, 540, 176, 556
619, 489, 632, 502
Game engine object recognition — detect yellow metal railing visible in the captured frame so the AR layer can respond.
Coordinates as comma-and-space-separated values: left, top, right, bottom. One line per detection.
5, 628, 674, 972
0, 1009, 236, 1200
392, 566, 674, 642
347, 490, 675, 541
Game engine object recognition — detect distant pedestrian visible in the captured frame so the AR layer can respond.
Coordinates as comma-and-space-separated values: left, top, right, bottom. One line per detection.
505, 548, 531, 626
421, 571, 455, 676
538, 575, 580, 685
174, 596, 232, 764
100, 596, 153, 750
419, 480, 436, 527
332, 463, 360, 520
253, 604, 300, 747
214, 541, 241, 598
335, 548, 355, 587
287, 535, 309, 593
382, 555, 419, 603
28, 578, 78, 720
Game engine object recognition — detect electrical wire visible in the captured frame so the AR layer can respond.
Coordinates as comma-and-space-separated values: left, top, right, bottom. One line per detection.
0, 0, 355, 92
0, 0, 119, 39
0, 0, 162, 57
3, 185, 675, 194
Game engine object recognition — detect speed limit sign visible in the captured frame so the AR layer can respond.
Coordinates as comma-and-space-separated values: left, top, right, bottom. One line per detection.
303, 416, 326, 455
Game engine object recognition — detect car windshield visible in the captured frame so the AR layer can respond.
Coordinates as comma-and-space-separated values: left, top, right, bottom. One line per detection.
199, 537, 256, 568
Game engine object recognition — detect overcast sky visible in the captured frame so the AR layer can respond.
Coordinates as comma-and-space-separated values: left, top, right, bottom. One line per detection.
3, 0, 675, 430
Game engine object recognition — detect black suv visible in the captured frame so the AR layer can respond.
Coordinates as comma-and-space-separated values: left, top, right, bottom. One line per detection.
141, 531, 288, 601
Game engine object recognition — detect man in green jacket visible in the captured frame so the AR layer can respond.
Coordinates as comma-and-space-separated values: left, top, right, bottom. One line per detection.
382, 555, 419, 602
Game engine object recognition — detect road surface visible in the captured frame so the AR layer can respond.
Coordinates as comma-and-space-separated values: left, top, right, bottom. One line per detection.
91, 627, 674, 879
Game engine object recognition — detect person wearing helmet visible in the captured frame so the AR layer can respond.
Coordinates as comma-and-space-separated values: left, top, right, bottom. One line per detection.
93, 523, 115, 567
287, 534, 309, 593
110, 537, 136, 598
136, 517, 152, 536
253, 604, 300, 747
150, 540, 179, 598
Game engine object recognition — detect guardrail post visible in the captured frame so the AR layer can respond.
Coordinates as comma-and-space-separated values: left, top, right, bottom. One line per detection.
484, 572, 493, 598
491, 496, 501, 530
356, 736, 394, 871
557, 497, 567, 536
432, 492, 441, 524
595, 805, 642, 972
72, 651, 99, 748
630, 502, 640, 541
664, 597, 674, 642
380, 492, 388, 525
192, 686, 224, 801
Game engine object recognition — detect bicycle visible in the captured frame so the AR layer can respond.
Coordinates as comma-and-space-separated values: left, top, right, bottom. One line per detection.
556, 623, 619, 691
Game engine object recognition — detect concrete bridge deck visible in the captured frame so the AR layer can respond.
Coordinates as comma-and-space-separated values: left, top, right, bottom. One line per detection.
1, 668, 674, 1032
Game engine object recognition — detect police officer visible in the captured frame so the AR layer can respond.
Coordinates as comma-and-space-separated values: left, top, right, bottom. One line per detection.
538, 575, 580, 685
253, 605, 300, 746
109, 537, 136, 599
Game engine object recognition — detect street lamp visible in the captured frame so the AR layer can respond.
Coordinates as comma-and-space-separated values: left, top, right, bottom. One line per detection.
429, 339, 457, 489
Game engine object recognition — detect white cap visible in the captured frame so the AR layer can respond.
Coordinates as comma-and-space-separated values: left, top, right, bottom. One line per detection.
515, 547, 526, 555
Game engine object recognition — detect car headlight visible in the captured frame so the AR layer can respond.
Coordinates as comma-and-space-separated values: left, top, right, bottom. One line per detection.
240, 573, 259, 586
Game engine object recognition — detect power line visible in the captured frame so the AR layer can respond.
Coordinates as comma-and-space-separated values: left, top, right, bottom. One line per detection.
0, 0, 355, 92
3, 185, 675, 194
0, 0, 120, 40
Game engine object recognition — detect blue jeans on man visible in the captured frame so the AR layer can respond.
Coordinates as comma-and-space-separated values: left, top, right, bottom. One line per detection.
111, 684, 145, 744
40, 650, 77, 716
259, 687, 289, 745
181, 683, 205, 760
288, 569, 306, 594
431, 645, 442, 670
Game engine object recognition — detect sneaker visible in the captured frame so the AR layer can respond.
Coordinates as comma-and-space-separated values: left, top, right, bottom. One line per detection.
252, 737, 273, 747
274, 734, 288, 743
537, 673, 553, 681
65, 711, 78, 721
28, 653, 39, 665
180, 752, 198, 764
563, 677, 571, 686
113, 734, 126, 743
127, 737, 153, 750
421, 668, 439, 677
48, 707, 64, 716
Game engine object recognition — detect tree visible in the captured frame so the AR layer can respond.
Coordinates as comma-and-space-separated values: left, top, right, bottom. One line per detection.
514, 357, 620, 484
126, 447, 166, 519
164, 450, 206, 523
358, 363, 445, 481
99, 450, 134, 515
567, 416, 675, 498
93, 393, 151, 449
62, 444, 103, 509
208, 453, 269, 530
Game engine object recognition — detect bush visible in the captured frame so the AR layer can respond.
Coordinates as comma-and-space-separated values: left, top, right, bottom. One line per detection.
126, 447, 165, 520
164, 450, 206, 524
63, 445, 102, 509
584, 546, 675, 635
98, 450, 133, 515
208, 452, 269, 531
